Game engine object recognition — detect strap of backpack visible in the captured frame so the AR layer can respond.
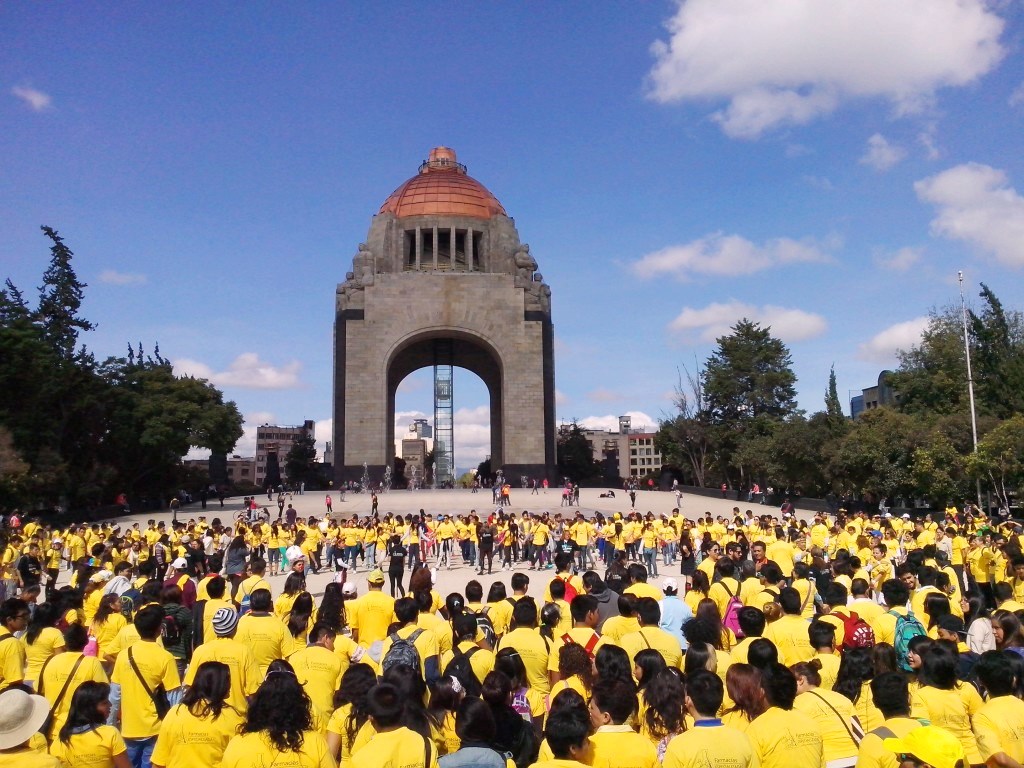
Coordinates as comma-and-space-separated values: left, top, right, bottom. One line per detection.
807, 690, 862, 746
408, 628, 424, 643
422, 731, 433, 768
127, 647, 157, 700
641, 629, 652, 649
583, 632, 600, 655
801, 582, 815, 611
45, 654, 86, 724
870, 725, 897, 740
721, 580, 735, 598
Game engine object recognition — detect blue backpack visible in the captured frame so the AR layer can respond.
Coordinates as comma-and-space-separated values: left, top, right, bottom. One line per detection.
890, 609, 926, 671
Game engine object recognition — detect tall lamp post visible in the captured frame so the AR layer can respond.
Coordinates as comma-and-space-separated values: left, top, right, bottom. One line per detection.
958, 271, 982, 509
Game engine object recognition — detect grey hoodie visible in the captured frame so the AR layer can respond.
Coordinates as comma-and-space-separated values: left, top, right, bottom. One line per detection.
590, 586, 619, 632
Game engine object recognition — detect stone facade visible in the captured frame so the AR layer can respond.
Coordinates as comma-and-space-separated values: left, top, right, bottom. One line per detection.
333, 150, 556, 486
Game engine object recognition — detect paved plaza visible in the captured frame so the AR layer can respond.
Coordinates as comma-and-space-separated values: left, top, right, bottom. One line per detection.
96, 487, 818, 602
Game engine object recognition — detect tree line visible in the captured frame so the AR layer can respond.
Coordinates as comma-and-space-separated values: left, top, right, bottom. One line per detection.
654, 288, 1024, 510
0, 227, 244, 514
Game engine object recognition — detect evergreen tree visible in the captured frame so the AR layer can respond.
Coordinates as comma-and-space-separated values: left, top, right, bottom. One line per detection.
36, 226, 96, 360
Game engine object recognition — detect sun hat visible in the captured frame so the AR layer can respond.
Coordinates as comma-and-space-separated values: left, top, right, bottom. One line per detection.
172, 557, 188, 569
883, 725, 964, 768
367, 569, 385, 584
0, 689, 51, 749
212, 607, 239, 636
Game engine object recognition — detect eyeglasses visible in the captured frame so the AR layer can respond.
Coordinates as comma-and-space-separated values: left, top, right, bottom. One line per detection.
896, 754, 924, 767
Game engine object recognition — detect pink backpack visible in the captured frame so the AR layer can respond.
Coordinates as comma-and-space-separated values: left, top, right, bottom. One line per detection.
720, 581, 744, 638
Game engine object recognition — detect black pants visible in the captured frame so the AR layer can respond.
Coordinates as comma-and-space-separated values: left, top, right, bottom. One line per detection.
389, 571, 406, 597
479, 547, 494, 573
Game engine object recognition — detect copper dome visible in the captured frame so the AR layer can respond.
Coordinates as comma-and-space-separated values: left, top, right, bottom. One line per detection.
378, 147, 506, 220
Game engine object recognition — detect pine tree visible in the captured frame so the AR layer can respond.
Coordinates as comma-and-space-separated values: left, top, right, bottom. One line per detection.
36, 226, 95, 359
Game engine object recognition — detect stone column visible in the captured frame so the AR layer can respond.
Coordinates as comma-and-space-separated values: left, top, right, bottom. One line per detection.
450, 226, 456, 269
467, 227, 474, 271
432, 226, 438, 269
415, 227, 422, 270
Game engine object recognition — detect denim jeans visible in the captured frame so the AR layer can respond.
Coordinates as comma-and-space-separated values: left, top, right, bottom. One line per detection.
643, 547, 659, 577
125, 735, 157, 768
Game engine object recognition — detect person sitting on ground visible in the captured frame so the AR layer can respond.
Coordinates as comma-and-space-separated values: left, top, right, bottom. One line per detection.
663, 670, 757, 768
589, 677, 657, 768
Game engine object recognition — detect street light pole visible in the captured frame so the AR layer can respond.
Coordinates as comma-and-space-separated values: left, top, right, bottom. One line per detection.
958, 271, 982, 508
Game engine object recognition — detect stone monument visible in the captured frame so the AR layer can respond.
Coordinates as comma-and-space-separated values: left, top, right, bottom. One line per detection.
333, 147, 556, 485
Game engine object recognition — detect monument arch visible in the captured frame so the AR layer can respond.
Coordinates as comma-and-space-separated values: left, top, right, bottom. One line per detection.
333, 147, 555, 485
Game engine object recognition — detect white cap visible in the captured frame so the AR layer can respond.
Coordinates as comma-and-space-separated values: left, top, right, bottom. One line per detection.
662, 577, 679, 592
727, 524, 736, 530
902, 514, 911, 520
52, 538, 63, 545
341, 582, 357, 596
172, 557, 188, 569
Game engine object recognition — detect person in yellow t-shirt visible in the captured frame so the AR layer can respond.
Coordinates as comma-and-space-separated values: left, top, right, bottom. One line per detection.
349, 572, 397, 649
110, 605, 182, 760
529, 690, 593, 768
380, 598, 440, 684
745, 663, 825, 768
663, 669, 757, 768
908, 644, 984, 765
186, 608, 260, 715
221, 660, 335, 768
152, 660, 244, 768
49, 681, 128, 767
0, 688, 61, 768
495, 599, 551, 696
37, 623, 109, 742
289, 625, 346, 718
761, 588, 814, 666
619, 598, 683, 670
854, 671, 922, 768
973, 650, 1024, 766
326, 665, 378, 768
791, 660, 858, 767
588, 678, 657, 768
351, 682, 439, 768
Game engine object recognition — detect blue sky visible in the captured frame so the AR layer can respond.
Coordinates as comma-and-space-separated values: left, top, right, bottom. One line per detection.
3, 2, 1024, 473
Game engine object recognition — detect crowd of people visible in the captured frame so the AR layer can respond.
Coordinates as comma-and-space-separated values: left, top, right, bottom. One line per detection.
1, 500, 1024, 768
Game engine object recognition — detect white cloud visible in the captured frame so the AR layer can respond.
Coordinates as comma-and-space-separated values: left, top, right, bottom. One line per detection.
577, 411, 658, 434
646, 0, 1005, 138
669, 301, 828, 343
915, 162, 1024, 268
858, 317, 929, 363
631, 233, 830, 281
99, 269, 147, 286
860, 134, 906, 172
315, 418, 333, 458
918, 124, 940, 160
803, 175, 834, 191
1009, 82, 1024, 107
875, 246, 923, 272
11, 85, 52, 111
173, 353, 302, 389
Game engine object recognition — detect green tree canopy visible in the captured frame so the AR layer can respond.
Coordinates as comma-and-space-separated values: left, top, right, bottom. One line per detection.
557, 420, 601, 483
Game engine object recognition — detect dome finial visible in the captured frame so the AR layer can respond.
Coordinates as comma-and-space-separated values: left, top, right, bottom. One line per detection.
420, 146, 466, 175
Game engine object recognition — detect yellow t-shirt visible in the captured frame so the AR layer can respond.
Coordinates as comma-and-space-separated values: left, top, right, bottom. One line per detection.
439, 641, 495, 686
855, 717, 921, 768
548, 628, 605, 672
49, 725, 126, 768
496, 627, 551, 695
910, 684, 983, 764
662, 721, 757, 768
289, 645, 345, 717
974, 694, 1024, 764
619, 627, 682, 670
327, 703, 377, 768
0, 628, 27, 687
351, 726, 437, 768
591, 724, 658, 768
623, 583, 663, 602
186, 637, 260, 714
598, 615, 639, 646
151, 702, 244, 768
110, 641, 181, 739
792, 689, 857, 764
38, 651, 109, 739
380, 625, 439, 681
221, 729, 336, 768
762, 615, 815, 666
745, 706, 825, 768
236, 613, 297, 675
22, 627, 65, 683
349, 591, 397, 647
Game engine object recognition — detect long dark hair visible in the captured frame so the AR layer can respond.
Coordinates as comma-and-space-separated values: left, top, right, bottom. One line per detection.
318, 583, 346, 633
642, 669, 685, 741
833, 647, 874, 704
243, 659, 313, 752
93, 593, 121, 625
59, 681, 109, 744
25, 602, 59, 645
181, 661, 231, 719
333, 664, 377, 747
288, 592, 315, 638
282, 572, 305, 597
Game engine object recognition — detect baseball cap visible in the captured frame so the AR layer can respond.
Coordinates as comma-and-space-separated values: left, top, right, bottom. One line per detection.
212, 607, 239, 636
367, 569, 385, 584
902, 513, 911, 520
937, 615, 966, 635
172, 557, 188, 569
662, 577, 679, 592
883, 726, 964, 768
341, 582, 357, 596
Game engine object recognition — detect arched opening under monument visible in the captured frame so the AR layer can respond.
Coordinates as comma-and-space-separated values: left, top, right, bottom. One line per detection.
386, 331, 503, 488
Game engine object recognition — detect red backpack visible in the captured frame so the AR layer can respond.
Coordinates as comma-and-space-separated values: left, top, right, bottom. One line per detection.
838, 610, 876, 650
556, 575, 578, 603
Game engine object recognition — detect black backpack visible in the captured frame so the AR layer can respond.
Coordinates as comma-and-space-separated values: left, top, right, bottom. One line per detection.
119, 588, 142, 619
474, 608, 497, 648
443, 646, 482, 697
162, 608, 185, 647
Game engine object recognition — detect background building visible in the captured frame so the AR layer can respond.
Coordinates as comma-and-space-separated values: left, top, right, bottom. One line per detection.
256, 420, 315, 488
577, 414, 663, 481
183, 455, 256, 486
850, 370, 896, 419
